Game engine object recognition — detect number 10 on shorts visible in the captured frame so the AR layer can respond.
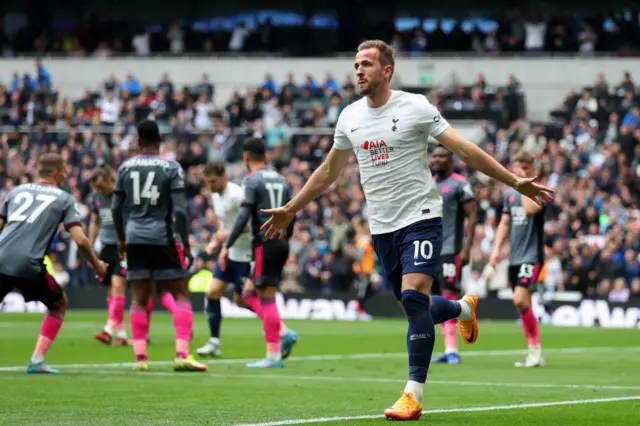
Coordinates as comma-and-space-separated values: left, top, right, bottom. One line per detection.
413, 240, 433, 264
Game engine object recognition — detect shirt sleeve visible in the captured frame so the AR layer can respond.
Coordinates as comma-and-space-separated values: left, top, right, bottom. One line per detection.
415, 96, 450, 138
332, 108, 353, 150
113, 165, 125, 196
0, 191, 11, 220
63, 197, 83, 230
170, 164, 186, 192
502, 192, 511, 215
241, 177, 258, 207
459, 179, 476, 203
90, 194, 99, 214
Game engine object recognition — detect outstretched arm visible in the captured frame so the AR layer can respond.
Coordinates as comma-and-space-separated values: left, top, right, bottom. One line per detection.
436, 127, 553, 205
282, 147, 352, 215
260, 148, 352, 240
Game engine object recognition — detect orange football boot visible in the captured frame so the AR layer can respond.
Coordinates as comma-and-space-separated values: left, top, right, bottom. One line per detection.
458, 293, 479, 344
384, 392, 423, 421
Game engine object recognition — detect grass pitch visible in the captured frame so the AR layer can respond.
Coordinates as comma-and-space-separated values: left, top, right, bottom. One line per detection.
1, 312, 639, 425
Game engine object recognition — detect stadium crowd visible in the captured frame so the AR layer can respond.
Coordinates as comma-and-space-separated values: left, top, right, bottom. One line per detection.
3, 10, 640, 56
0, 60, 639, 302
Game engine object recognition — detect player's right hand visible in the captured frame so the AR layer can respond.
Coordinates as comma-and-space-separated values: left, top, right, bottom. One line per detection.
94, 260, 108, 278
184, 250, 194, 269
488, 252, 500, 268
260, 207, 295, 240
117, 240, 126, 260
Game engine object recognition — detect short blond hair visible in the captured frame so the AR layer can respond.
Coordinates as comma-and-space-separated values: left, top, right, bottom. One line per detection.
513, 150, 535, 164
357, 40, 396, 79
37, 153, 65, 180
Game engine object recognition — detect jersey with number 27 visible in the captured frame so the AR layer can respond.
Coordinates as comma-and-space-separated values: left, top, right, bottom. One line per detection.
114, 155, 185, 245
0, 182, 83, 278
242, 169, 293, 246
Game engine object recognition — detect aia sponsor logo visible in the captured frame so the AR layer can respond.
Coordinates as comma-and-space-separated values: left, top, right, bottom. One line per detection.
360, 139, 394, 167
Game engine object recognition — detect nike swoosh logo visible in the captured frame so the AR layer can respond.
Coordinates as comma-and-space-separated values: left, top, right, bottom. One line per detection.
350, 128, 359, 132
466, 327, 475, 343
414, 261, 427, 266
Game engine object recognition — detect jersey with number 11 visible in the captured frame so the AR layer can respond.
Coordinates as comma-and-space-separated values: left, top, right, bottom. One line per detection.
114, 155, 185, 245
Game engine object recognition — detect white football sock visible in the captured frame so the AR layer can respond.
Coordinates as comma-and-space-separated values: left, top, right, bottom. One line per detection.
404, 380, 424, 402
267, 352, 282, 362
104, 325, 114, 335
31, 354, 44, 364
209, 337, 220, 345
457, 300, 472, 321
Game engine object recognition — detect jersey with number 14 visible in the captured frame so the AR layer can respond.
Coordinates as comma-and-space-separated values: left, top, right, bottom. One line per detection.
114, 155, 185, 245
0, 183, 83, 278
242, 169, 293, 246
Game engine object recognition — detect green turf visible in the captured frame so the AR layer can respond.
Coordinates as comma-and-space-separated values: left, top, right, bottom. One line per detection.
0, 311, 639, 425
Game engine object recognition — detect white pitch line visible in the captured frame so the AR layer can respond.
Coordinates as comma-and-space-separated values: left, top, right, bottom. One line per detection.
232, 396, 640, 426
64, 370, 640, 391
1, 345, 639, 372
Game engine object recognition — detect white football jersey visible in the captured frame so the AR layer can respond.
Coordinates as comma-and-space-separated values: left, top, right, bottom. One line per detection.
332, 90, 448, 235
212, 182, 252, 262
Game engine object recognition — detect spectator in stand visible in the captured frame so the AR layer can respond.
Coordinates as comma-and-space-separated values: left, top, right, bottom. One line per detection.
1, 59, 637, 304
120, 74, 141, 96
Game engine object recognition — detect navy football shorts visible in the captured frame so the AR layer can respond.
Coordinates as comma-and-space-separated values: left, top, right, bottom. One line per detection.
372, 218, 442, 300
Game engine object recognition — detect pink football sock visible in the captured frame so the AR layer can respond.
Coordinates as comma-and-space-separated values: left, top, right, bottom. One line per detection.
159, 291, 176, 314
260, 298, 282, 354
441, 319, 458, 352
173, 300, 193, 358
107, 295, 126, 332
32, 311, 64, 360
242, 290, 263, 318
519, 306, 541, 347
440, 291, 459, 352
130, 305, 149, 361
145, 297, 153, 319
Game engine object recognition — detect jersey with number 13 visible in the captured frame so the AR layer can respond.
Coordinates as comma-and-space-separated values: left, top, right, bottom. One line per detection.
241, 169, 293, 246
114, 155, 185, 245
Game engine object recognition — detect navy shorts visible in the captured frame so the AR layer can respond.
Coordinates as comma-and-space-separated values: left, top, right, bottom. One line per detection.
372, 218, 442, 300
213, 260, 251, 294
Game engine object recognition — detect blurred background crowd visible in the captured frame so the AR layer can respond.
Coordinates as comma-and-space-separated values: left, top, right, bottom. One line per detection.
0, 2, 639, 304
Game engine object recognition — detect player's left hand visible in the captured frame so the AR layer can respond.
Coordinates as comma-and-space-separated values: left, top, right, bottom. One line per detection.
218, 247, 229, 272
117, 240, 126, 260
513, 176, 555, 206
